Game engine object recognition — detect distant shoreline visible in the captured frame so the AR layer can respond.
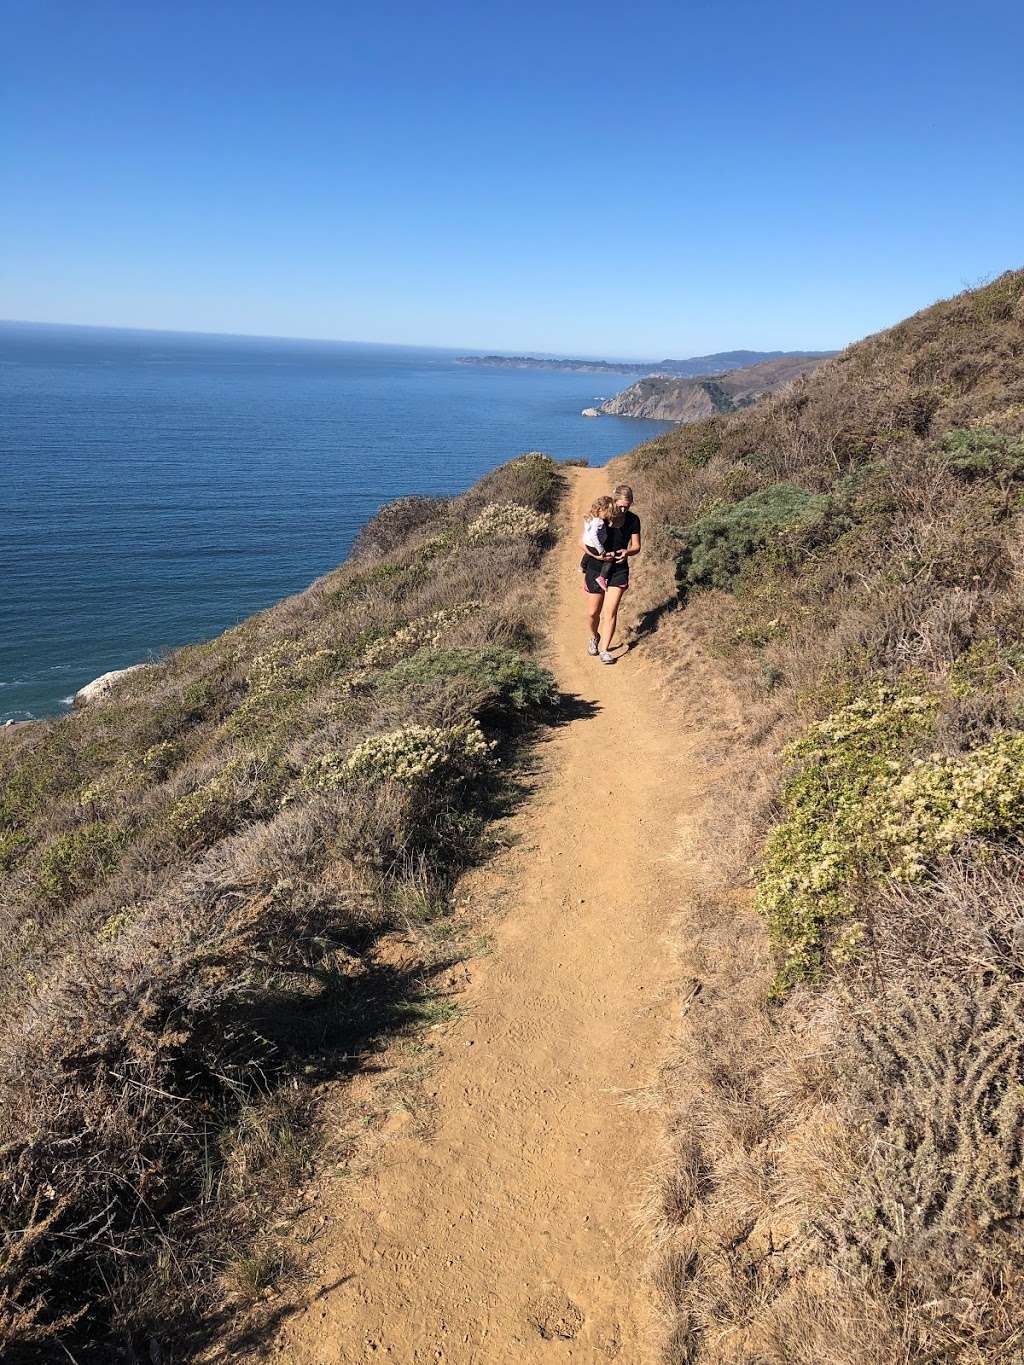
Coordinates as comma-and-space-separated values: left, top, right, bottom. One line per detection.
456, 349, 837, 379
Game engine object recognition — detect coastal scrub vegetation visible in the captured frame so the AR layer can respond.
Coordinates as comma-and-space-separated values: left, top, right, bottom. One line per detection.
623, 269, 1024, 1361
0, 453, 565, 1357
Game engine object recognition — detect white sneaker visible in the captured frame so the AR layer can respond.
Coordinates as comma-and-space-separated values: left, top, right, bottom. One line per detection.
599, 650, 614, 664
587, 637, 599, 656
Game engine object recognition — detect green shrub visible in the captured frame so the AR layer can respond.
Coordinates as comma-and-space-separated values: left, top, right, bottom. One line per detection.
756, 684, 1024, 993
453, 454, 562, 520
382, 646, 557, 726
969, 271, 1023, 322
0, 732, 82, 829
0, 828, 33, 873
227, 642, 349, 740
37, 821, 122, 899
325, 560, 420, 606
691, 421, 724, 466
306, 720, 494, 790
166, 754, 290, 849
140, 740, 183, 780
937, 426, 1024, 480
670, 483, 835, 592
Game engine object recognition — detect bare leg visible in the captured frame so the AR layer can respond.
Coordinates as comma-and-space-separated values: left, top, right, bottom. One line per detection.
602, 584, 627, 651
585, 585, 604, 642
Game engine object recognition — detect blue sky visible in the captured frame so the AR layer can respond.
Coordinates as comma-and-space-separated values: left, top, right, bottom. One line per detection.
3, 0, 1022, 357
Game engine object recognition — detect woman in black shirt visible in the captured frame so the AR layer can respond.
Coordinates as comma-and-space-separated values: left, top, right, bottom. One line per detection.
579, 483, 641, 663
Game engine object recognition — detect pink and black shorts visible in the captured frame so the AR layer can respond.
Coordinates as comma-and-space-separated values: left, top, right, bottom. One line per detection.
580, 553, 628, 595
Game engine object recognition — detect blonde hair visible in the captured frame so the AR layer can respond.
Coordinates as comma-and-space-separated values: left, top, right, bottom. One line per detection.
589, 495, 616, 520
613, 483, 634, 501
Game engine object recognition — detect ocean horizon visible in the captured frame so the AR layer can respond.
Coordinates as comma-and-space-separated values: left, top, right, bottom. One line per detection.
2, 320, 672, 722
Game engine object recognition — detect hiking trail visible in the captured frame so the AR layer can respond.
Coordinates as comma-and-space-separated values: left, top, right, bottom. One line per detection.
267, 466, 719, 1363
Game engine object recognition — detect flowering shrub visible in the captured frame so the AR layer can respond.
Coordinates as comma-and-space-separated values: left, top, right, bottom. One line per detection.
229, 642, 347, 739
361, 602, 481, 666
880, 735, 1024, 878
304, 719, 494, 790
141, 740, 182, 779
758, 682, 1024, 992
167, 755, 289, 849
465, 502, 551, 544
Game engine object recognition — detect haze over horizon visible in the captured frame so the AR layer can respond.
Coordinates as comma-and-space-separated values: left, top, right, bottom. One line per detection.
4, 0, 1023, 355
0, 316, 843, 364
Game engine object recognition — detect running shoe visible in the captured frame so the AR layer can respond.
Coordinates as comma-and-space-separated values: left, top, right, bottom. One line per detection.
599, 650, 614, 664
587, 637, 599, 656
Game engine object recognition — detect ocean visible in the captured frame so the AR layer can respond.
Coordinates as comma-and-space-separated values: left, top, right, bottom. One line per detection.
1, 322, 671, 722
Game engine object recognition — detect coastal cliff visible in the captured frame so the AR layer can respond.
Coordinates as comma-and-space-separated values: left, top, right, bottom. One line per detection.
599, 353, 834, 421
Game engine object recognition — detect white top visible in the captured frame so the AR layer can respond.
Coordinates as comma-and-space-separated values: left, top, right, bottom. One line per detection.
583, 516, 607, 555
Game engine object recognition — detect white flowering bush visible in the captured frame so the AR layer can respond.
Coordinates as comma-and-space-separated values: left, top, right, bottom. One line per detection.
229, 641, 347, 738
879, 735, 1024, 879
304, 719, 494, 790
758, 682, 1024, 992
465, 502, 551, 544
361, 602, 481, 667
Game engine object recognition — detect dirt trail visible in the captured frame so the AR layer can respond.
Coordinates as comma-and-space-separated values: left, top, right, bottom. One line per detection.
273, 467, 712, 1363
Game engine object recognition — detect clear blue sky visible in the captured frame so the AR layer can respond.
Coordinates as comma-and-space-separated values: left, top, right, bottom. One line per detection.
3, 0, 1022, 357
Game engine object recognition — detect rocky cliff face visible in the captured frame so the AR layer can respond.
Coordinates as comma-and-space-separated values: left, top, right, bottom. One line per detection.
600, 377, 730, 421
599, 353, 834, 421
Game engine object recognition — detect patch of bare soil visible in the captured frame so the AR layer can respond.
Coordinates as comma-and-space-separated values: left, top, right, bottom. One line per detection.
239, 468, 740, 1364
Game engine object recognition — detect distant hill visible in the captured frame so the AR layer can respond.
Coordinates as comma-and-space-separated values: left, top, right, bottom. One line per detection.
598, 353, 835, 421
455, 349, 835, 378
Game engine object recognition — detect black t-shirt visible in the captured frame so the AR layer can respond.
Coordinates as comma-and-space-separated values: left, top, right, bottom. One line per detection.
602, 510, 641, 556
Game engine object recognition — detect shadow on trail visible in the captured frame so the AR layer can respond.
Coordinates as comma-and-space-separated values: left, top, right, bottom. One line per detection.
197, 1276, 355, 1365
631, 590, 681, 640
550, 692, 601, 728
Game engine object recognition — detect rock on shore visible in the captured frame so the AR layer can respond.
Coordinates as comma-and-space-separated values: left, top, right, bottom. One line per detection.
74, 665, 146, 707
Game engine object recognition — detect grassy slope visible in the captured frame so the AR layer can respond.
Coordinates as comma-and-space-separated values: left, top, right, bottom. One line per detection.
0, 454, 567, 1358
623, 269, 1024, 1361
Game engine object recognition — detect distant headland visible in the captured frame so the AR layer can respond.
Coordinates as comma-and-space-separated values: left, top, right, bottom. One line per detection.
456, 349, 836, 379
596, 352, 838, 421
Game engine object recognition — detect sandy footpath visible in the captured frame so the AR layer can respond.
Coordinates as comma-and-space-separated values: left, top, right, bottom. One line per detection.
270, 467, 710, 1363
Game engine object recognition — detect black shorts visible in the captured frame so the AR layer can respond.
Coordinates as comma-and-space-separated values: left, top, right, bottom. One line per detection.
580, 553, 629, 595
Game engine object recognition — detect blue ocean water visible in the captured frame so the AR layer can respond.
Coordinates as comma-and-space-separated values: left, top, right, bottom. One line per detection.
1, 322, 671, 721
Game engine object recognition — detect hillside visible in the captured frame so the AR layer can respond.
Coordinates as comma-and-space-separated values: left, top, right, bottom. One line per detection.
618, 267, 1024, 1361
0, 454, 568, 1356
456, 348, 832, 378
598, 352, 834, 420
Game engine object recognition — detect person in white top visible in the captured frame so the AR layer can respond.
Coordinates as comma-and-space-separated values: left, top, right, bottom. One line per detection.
580, 494, 616, 600
582, 495, 614, 560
